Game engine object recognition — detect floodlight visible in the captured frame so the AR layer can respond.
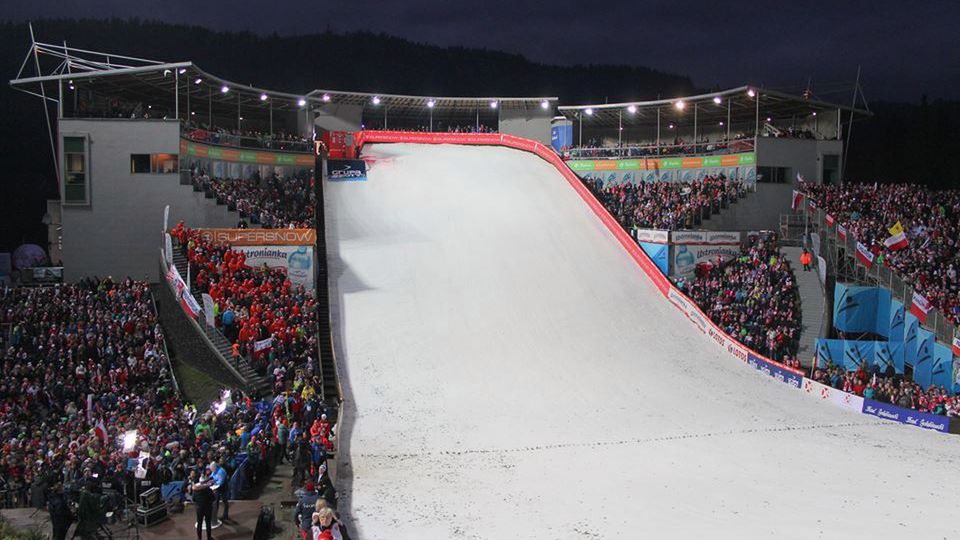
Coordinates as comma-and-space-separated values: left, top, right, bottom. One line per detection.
627, 105, 637, 114
766, 117, 772, 122
674, 100, 685, 111
719, 121, 724, 126
122, 430, 137, 452
163, 69, 171, 76
668, 123, 675, 129
541, 100, 550, 110
812, 111, 817, 116
584, 108, 593, 116
194, 78, 202, 85
260, 93, 268, 101
298, 98, 307, 107
178, 68, 186, 75
489, 100, 498, 109
372, 96, 381, 105
221, 85, 229, 94
713, 96, 722, 105
322, 94, 331, 102
747, 88, 756, 98
427, 99, 436, 108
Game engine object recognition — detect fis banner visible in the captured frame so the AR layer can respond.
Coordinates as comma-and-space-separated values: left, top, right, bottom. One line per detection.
235, 245, 315, 290
801, 378, 864, 413
327, 159, 368, 181
861, 399, 949, 432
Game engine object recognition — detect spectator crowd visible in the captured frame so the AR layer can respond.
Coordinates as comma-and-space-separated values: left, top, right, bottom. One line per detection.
801, 181, 960, 325
814, 362, 960, 417
192, 171, 316, 229
183, 121, 313, 152
674, 234, 801, 366
584, 175, 746, 231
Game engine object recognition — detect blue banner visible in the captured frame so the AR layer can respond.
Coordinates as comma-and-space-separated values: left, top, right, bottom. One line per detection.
833, 283, 881, 333
874, 288, 891, 338
327, 159, 367, 181
747, 353, 802, 388
931, 343, 953, 389
842, 340, 875, 371
815, 338, 845, 368
913, 328, 935, 388
861, 399, 949, 432
888, 299, 905, 342
551, 124, 573, 152
639, 241, 669, 275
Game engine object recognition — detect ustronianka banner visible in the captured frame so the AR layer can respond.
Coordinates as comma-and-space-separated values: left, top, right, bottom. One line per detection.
235, 245, 315, 290
672, 243, 742, 278
327, 159, 368, 181
861, 399, 949, 432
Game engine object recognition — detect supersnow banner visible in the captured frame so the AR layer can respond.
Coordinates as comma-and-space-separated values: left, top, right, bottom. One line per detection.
235, 245, 315, 290
327, 159, 368, 181
855, 242, 874, 269
671, 243, 742, 278
909, 292, 933, 324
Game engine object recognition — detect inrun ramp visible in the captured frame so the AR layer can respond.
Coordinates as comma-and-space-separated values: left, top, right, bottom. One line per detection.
325, 143, 959, 540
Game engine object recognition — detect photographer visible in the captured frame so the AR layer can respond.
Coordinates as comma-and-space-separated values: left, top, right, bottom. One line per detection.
188, 469, 215, 540
47, 482, 73, 540
74, 480, 107, 539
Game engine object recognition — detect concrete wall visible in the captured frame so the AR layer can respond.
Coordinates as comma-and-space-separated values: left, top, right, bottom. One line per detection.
59, 119, 235, 283
314, 104, 364, 133
756, 138, 843, 183
499, 107, 552, 144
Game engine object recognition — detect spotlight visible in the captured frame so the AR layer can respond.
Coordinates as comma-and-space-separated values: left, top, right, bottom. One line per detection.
584, 108, 593, 116
427, 99, 435, 108
260, 93, 268, 101
747, 88, 756, 98
812, 111, 818, 117
322, 94, 331, 102
541, 100, 550, 110
372, 96, 381, 105
489, 100, 498, 109
766, 117, 772, 122
713, 96, 722, 105
627, 105, 637, 114
668, 123, 675, 129
191, 111, 195, 116
674, 100, 685, 111
221, 85, 229, 93
719, 121, 724, 126
178, 68, 186, 75
239, 116, 244, 121
298, 98, 307, 107
194, 78, 202, 85
122, 430, 137, 452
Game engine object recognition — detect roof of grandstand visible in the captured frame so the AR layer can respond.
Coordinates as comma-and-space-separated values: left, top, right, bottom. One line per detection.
9, 41, 556, 118
557, 86, 871, 128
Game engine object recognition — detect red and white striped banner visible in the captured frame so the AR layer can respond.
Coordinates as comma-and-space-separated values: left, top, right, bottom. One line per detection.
837, 223, 847, 240
883, 231, 908, 251
855, 242, 874, 269
791, 191, 804, 210
952, 336, 960, 357
910, 292, 933, 324
825, 214, 835, 228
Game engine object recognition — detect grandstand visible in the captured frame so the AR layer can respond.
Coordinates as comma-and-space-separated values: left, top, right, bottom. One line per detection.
4, 29, 960, 540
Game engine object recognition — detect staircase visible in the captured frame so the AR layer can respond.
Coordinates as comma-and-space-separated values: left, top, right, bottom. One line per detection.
171, 248, 272, 395
701, 183, 793, 232
782, 246, 826, 368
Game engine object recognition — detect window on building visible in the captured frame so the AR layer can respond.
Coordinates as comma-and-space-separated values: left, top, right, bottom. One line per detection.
131, 154, 152, 173
63, 136, 88, 205
131, 153, 179, 174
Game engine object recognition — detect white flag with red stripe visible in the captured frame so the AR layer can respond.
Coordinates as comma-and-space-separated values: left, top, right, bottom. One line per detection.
952, 336, 960, 357
791, 191, 804, 210
883, 231, 909, 251
910, 292, 933, 324
254, 337, 273, 353
94, 419, 109, 445
837, 223, 847, 240
825, 214, 835, 228
855, 242, 874, 269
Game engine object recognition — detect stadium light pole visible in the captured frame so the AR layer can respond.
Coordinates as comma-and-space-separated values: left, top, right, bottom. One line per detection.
174, 69, 179, 121
726, 98, 731, 140
209, 88, 212, 127
656, 106, 661, 154
693, 102, 698, 154
618, 109, 622, 150
237, 92, 241, 131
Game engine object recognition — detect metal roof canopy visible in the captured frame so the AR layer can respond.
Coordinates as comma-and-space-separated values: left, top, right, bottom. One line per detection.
10, 41, 556, 121
557, 85, 871, 129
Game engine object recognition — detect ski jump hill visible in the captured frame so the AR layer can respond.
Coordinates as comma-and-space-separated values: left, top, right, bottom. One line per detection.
324, 131, 959, 539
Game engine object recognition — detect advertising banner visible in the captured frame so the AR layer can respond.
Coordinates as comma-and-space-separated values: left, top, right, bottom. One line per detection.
634, 229, 669, 244
672, 243, 742, 278
746, 352, 804, 388
670, 231, 708, 244
551, 124, 573, 152
164, 233, 174, 267
638, 242, 669, 276
327, 159, 368, 181
198, 228, 316, 246
166, 264, 201, 319
861, 399, 949, 432
705, 231, 742, 245
180, 139, 314, 166
234, 245, 315, 290
801, 378, 864, 413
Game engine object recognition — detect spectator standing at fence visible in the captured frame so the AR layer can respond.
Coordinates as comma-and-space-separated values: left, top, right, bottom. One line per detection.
210, 461, 230, 523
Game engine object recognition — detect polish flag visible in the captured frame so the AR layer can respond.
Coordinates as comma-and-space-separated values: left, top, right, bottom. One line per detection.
837, 223, 847, 240
952, 336, 960, 357
807, 199, 817, 213
791, 191, 804, 210
94, 419, 109, 445
910, 292, 933, 324
825, 214, 835, 228
883, 231, 909, 251
855, 242, 874, 269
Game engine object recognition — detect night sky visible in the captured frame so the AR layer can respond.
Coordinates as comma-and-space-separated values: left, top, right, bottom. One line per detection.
5, 0, 959, 102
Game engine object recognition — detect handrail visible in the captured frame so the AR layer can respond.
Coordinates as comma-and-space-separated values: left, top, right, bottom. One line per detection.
182, 128, 313, 153
567, 138, 755, 160
149, 289, 181, 397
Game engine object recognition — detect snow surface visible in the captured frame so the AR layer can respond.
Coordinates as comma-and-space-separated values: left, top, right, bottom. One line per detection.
325, 143, 960, 540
